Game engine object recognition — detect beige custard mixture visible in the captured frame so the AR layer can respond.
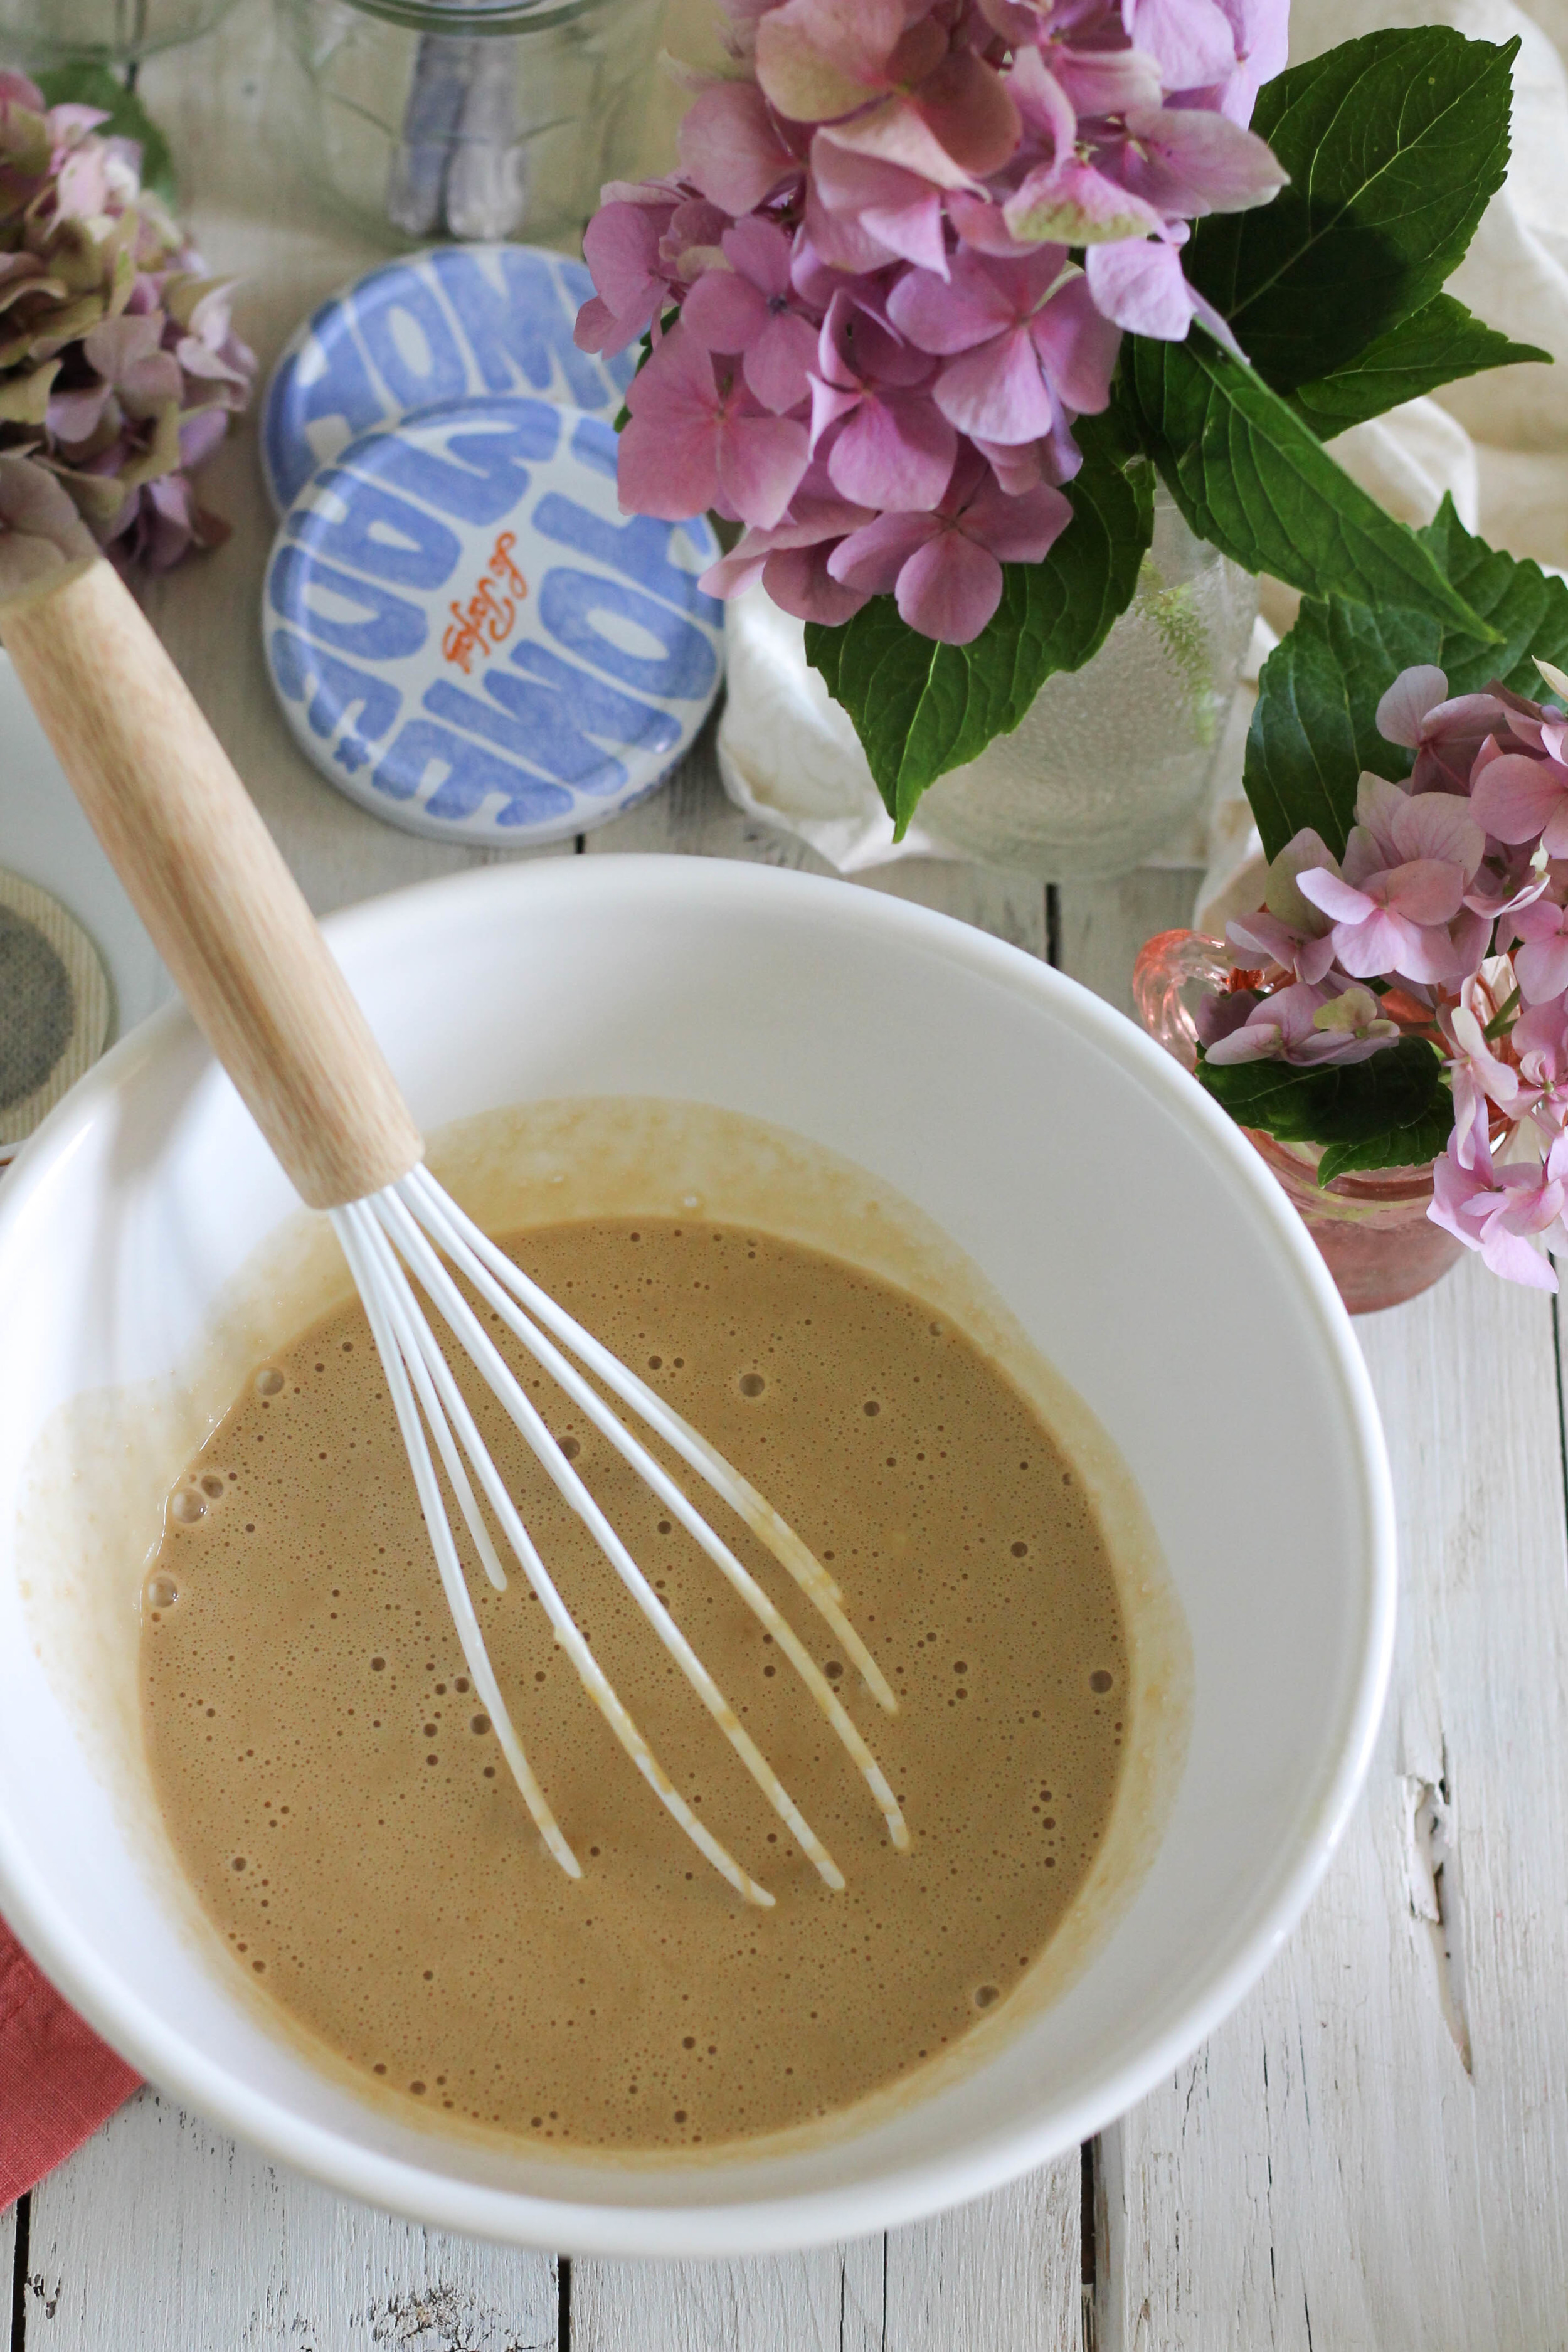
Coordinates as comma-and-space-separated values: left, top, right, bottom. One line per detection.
142, 1219, 1131, 2152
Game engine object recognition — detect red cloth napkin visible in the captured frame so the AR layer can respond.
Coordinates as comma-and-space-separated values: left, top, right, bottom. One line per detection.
0, 1911, 140, 2206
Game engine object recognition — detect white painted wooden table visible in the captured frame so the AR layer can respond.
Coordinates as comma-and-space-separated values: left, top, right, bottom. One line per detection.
8, 7, 1568, 2344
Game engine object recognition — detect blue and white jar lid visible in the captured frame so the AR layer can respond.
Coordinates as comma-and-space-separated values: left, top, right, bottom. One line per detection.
262, 396, 723, 845
262, 246, 632, 513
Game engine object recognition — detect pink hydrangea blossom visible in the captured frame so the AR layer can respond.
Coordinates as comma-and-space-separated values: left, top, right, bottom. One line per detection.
577, 0, 1291, 645
618, 324, 810, 526
1296, 781, 1485, 985
827, 445, 1069, 640
1429, 1125, 1568, 1291
1202, 977, 1400, 1068
886, 246, 1119, 444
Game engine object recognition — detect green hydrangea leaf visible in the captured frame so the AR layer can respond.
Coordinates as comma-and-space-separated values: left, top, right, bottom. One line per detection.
1316, 1106, 1454, 1184
1289, 295, 1549, 437
1244, 502, 1568, 861
1197, 1036, 1450, 1174
38, 62, 177, 208
803, 422, 1153, 836
1121, 335, 1500, 638
1419, 497, 1568, 693
1186, 26, 1518, 391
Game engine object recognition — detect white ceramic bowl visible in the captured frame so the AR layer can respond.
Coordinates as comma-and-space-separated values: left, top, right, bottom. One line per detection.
0, 856, 1394, 2255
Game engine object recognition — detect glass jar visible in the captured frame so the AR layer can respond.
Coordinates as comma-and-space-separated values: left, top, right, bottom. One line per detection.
916, 490, 1256, 881
0, 0, 236, 63
279, 0, 666, 251
1133, 928, 1463, 1315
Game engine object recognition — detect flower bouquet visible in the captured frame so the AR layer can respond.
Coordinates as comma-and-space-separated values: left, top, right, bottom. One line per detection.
1156, 495, 1568, 1296
574, 0, 1544, 837
0, 66, 253, 571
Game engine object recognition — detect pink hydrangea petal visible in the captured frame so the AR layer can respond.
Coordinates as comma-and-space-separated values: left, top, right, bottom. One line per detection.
958, 477, 1070, 565
755, 0, 894, 121
805, 165, 917, 276
1515, 936, 1568, 1006
824, 391, 956, 509
894, 526, 1004, 643
1120, 103, 1288, 215
625, 321, 717, 421
933, 324, 1054, 443
1471, 752, 1568, 844
886, 248, 1019, 356
1131, 0, 1242, 91
677, 267, 768, 354
1084, 238, 1196, 340
574, 294, 625, 355
914, 49, 1020, 178
862, 185, 951, 275
973, 433, 1043, 493
762, 541, 869, 623
947, 191, 1036, 256
699, 536, 771, 599
817, 97, 978, 192
1375, 663, 1448, 749
719, 215, 793, 299
583, 200, 664, 322
1052, 45, 1163, 115
1382, 857, 1465, 926
617, 406, 719, 520
1296, 869, 1372, 924
1331, 907, 1407, 978
679, 83, 798, 213
1479, 1221, 1559, 1289
1005, 158, 1164, 246
808, 370, 862, 448
716, 409, 812, 527
744, 309, 821, 413
1028, 275, 1120, 413
1005, 45, 1076, 154
1389, 792, 1485, 877
1204, 1021, 1285, 1065
828, 507, 941, 592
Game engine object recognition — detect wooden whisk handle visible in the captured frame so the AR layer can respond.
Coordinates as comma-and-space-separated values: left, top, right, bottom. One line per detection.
0, 559, 423, 1210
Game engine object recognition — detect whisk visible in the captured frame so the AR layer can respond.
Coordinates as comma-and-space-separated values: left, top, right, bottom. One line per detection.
0, 515, 906, 1909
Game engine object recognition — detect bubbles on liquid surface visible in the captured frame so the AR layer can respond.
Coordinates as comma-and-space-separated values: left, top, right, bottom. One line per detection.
738, 1372, 765, 1398
146, 1571, 178, 1611
171, 1488, 205, 1525
255, 1369, 284, 1397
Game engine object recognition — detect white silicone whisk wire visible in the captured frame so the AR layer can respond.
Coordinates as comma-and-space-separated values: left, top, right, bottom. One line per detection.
330, 1175, 908, 1904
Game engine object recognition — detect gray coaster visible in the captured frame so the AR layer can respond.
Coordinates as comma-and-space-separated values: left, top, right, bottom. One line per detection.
0, 869, 111, 1157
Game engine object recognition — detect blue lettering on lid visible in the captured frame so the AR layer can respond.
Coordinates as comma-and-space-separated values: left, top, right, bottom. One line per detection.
426, 245, 630, 408
375, 716, 575, 824
268, 543, 428, 662
269, 628, 403, 773
287, 469, 460, 591
361, 398, 561, 526
352, 268, 469, 415
539, 568, 719, 701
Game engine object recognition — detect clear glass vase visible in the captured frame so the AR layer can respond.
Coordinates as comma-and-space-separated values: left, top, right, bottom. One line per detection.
0, 0, 236, 61
278, 0, 666, 250
916, 490, 1256, 880
1133, 928, 1463, 1315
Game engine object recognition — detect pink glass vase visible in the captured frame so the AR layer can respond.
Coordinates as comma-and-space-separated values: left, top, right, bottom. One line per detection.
1133, 930, 1463, 1315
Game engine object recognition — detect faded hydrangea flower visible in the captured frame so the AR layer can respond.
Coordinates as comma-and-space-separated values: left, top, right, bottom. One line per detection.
0, 70, 255, 573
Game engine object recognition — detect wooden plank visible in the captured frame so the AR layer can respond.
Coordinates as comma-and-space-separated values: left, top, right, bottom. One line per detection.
573, 2241, 877, 2352
1097, 1254, 1568, 2349
22, 2089, 558, 2352
1053, 872, 1197, 1019
884, 2169, 1081, 2352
